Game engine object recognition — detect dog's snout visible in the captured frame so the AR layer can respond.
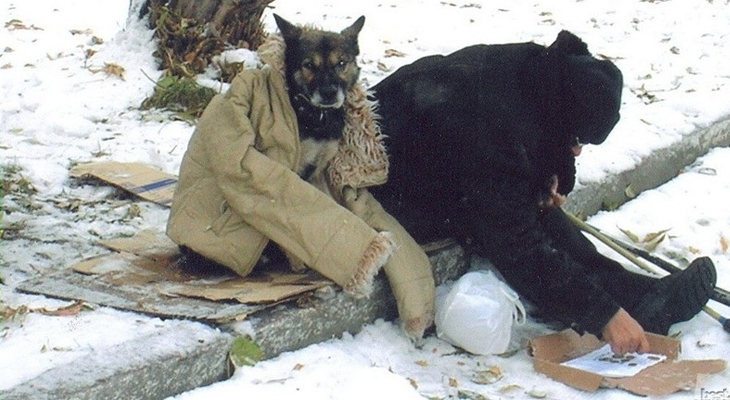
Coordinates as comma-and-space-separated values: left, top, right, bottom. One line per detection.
318, 85, 340, 102
311, 83, 345, 108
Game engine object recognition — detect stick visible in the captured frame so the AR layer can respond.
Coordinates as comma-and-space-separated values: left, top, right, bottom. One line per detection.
583, 223, 730, 308
565, 211, 730, 334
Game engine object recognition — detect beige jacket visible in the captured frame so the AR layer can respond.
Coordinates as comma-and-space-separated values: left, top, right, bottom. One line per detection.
167, 37, 435, 338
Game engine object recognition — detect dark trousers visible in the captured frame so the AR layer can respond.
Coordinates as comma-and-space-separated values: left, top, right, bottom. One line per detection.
538, 207, 657, 316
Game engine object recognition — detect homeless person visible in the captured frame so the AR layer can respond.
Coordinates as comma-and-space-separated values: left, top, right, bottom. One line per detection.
166, 30, 435, 340
369, 30, 717, 354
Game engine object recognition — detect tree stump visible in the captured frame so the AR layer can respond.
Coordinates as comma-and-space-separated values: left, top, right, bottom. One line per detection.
138, 0, 274, 79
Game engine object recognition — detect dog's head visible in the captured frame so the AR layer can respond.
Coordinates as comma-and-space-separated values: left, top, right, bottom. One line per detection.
274, 14, 365, 109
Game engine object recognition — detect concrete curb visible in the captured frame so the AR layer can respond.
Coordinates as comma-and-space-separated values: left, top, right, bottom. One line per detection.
4, 117, 729, 400
565, 116, 730, 216
1, 323, 233, 400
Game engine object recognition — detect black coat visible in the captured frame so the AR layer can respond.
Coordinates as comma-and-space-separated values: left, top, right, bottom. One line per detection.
370, 31, 648, 335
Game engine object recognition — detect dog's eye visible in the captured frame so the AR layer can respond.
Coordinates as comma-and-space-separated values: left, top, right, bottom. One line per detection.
335, 60, 347, 70
302, 60, 316, 70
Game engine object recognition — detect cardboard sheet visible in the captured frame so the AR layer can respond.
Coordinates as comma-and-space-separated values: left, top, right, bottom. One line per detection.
19, 229, 332, 323
16, 162, 336, 322
529, 329, 726, 396
70, 161, 178, 206
76, 230, 332, 304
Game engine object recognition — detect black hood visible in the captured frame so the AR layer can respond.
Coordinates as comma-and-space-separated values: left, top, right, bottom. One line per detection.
564, 53, 623, 145
521, 30, 623, 195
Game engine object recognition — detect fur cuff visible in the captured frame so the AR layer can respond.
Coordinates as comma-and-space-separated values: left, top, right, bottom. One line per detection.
344, 231, 396, 298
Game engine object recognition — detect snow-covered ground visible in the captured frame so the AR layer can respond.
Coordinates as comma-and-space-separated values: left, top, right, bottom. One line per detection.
1, 0, 729, 399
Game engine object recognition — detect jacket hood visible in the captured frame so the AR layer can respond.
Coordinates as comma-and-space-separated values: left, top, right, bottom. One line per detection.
521, 30, 623, 195
258, 33, 389, 192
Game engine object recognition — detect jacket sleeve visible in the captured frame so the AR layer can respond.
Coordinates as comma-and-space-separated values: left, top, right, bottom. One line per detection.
342, 187, 436, 339
198, 70, 392, 289
468, 141, 620, 336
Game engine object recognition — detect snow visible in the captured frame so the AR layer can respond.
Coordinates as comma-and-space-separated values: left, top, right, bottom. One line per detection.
1, 0, 729, 399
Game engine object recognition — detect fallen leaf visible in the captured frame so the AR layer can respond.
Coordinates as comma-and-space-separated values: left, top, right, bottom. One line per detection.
499, 383, 522, 393
471, 366, 502, 384
457, 389, 488, 400
448, 377, 459, 387
384, 48, 406, 58
528, 388, 548, 398
408, 377, 418, 389
618, 227, 641, 243
642, 229, 671, 243
229, 337, 263, 367
39, 300, 86, 317
292, 363, 304, 371
720, 235, 729, 252
70, 28, 93, 35
415, 359, 429, 367
688, 246, 701, 254
103, 62, 126, 80
2, 305, 29, 321
377, 61, 390, 72
643, 233, 666, 252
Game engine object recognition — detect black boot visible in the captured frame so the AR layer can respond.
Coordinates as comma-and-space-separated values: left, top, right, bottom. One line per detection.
632, 256, 716, 335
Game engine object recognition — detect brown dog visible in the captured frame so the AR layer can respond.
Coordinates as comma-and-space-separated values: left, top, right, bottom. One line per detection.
273, 14, 365, 186
272, 15, 367, 271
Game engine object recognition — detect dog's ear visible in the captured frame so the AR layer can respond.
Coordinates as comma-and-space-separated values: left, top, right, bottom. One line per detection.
341, 16, 365, 39
273, 14, 301, 41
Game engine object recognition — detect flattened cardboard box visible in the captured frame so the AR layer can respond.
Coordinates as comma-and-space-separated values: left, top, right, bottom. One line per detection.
70, 161, 178, 206
529, 329, 726, 396
25, 162, 333, 322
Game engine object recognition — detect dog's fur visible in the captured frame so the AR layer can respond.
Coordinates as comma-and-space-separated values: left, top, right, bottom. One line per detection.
272, 15, 366, 270
273, 14, 365, 186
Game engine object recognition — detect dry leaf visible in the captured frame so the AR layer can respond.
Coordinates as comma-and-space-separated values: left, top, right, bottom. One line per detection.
408, 377, 418, 389
292, 363, 304, 371
39, 300, 86, 317
2, 305, 29, 321
384, 48, 406, 58
624, 184, 638, 199
448, 377, 459, 387
377, 61, 390, 72
499, 384, 522, 393
688, 246, 701, 254
415, 359, 429, 367
103, 62, 126, 80
471, 366, 502, 384
70, 28, 93, 35
644, 234, 666, 252
457, 389, 488, 400
642, 229, 671, 243
618, 227, 641, 243
720, 235, 729, 252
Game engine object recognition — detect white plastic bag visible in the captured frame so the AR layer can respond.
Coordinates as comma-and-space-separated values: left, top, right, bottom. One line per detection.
435, 270, 525, 355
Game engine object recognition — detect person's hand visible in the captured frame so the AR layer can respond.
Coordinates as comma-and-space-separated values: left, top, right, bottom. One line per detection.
538, 175, 567, 208
601, 308, 651, 355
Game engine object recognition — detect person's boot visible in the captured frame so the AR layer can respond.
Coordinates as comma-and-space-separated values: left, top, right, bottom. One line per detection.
632, 256, 716, 335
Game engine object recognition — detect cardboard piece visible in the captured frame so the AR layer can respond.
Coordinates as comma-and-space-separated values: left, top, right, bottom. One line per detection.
70, 161, 177, 207
529, 329, 727, 396
75, 230, 332, 305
